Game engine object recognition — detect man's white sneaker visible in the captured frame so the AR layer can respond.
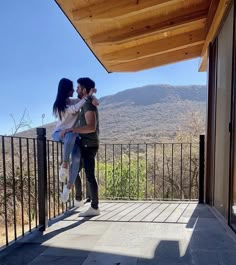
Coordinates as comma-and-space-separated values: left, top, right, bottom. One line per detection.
79, 207, 100, 217
59, 165, 69, 182
74, 199, 84, 208
60, 185, 70, 203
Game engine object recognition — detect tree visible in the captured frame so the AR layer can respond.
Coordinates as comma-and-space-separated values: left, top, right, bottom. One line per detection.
175, 110, 205, 142
9, 109, 32, 135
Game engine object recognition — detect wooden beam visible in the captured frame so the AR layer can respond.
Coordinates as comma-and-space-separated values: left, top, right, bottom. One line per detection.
72, 0, 182, 22
199, 51, 208, 72
197, 0, 219, 72
102, 29, 205, 62
199, 0, 231, 72
109, 44, 203, 72
205, 0, 220, 33
92, 10, 208, 46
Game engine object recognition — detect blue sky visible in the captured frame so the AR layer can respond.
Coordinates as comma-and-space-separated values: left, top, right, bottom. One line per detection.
0, 0, 207, 135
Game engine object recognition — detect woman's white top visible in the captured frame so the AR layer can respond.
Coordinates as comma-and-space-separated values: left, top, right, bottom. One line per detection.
52, 98, 86, 135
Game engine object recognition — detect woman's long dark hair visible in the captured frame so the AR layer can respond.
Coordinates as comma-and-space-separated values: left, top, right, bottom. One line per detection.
53, 78, 73, 120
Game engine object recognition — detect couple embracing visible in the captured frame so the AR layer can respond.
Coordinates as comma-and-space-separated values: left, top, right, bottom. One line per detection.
52, 77, 100, 217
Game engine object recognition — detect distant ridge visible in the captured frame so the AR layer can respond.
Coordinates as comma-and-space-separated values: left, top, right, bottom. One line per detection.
99, 84, 206, 106
16, 84, 206, 142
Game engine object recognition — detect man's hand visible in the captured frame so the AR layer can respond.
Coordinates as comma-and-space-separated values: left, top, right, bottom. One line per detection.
60, 128, 72, 138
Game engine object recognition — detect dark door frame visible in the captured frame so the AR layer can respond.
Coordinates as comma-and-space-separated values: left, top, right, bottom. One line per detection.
229, 0, 236, 230
205, 39, 218, 206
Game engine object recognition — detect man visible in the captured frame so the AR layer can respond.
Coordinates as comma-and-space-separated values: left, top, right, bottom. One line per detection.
74, 85, 91, 206
64, 77, 100, 216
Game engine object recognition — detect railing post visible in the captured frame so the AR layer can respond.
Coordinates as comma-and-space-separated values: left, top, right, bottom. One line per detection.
199, 135, 205, 204
37, 128, 48, 231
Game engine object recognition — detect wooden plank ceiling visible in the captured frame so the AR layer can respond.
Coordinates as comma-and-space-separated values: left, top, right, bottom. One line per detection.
55, 0, 230, 72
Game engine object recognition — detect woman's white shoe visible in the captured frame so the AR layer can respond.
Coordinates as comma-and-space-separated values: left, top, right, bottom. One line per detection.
60, 185, 70, 203
59, 165, 69, 182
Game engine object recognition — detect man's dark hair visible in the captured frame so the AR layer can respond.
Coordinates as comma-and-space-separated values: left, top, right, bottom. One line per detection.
77, 77, 95, 94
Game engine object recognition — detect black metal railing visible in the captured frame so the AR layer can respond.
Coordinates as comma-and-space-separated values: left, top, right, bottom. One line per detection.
46, 139, 75, 220
96, 142, 201, 201
37, 128, 75, 232
0, 135, 38, 248
0, 128, 205, 250
0, 129, 74, 249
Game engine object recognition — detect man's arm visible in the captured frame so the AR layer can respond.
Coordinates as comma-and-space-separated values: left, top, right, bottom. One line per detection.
61, 111, 96, 137
74, 110, 96, 133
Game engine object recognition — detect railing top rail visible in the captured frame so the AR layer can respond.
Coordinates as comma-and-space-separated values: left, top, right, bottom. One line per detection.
0, 135, 36, 140
0, 135, 200, 145
99, 142, 200, 145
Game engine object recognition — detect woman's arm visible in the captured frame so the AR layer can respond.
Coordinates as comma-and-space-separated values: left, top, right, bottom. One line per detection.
65, 97, 89, 114
67, 98, 80, 105
66, 88, 96, 113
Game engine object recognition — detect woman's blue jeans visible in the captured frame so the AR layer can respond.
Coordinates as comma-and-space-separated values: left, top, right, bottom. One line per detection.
52, 131, 81, 185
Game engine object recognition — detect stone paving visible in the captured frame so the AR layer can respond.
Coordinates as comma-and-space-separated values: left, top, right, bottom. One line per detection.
1, 202, 236, 265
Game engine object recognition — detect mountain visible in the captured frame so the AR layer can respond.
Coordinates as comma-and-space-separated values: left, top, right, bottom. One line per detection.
16, 84, 207, 143
99, 84, 206, 106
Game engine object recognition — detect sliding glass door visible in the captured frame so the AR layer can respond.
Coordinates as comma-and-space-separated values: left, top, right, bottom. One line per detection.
214, 5, 234, 219
230, 1, 236, 230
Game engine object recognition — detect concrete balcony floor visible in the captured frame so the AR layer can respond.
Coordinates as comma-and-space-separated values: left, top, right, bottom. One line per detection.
1, 201, 236, 265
